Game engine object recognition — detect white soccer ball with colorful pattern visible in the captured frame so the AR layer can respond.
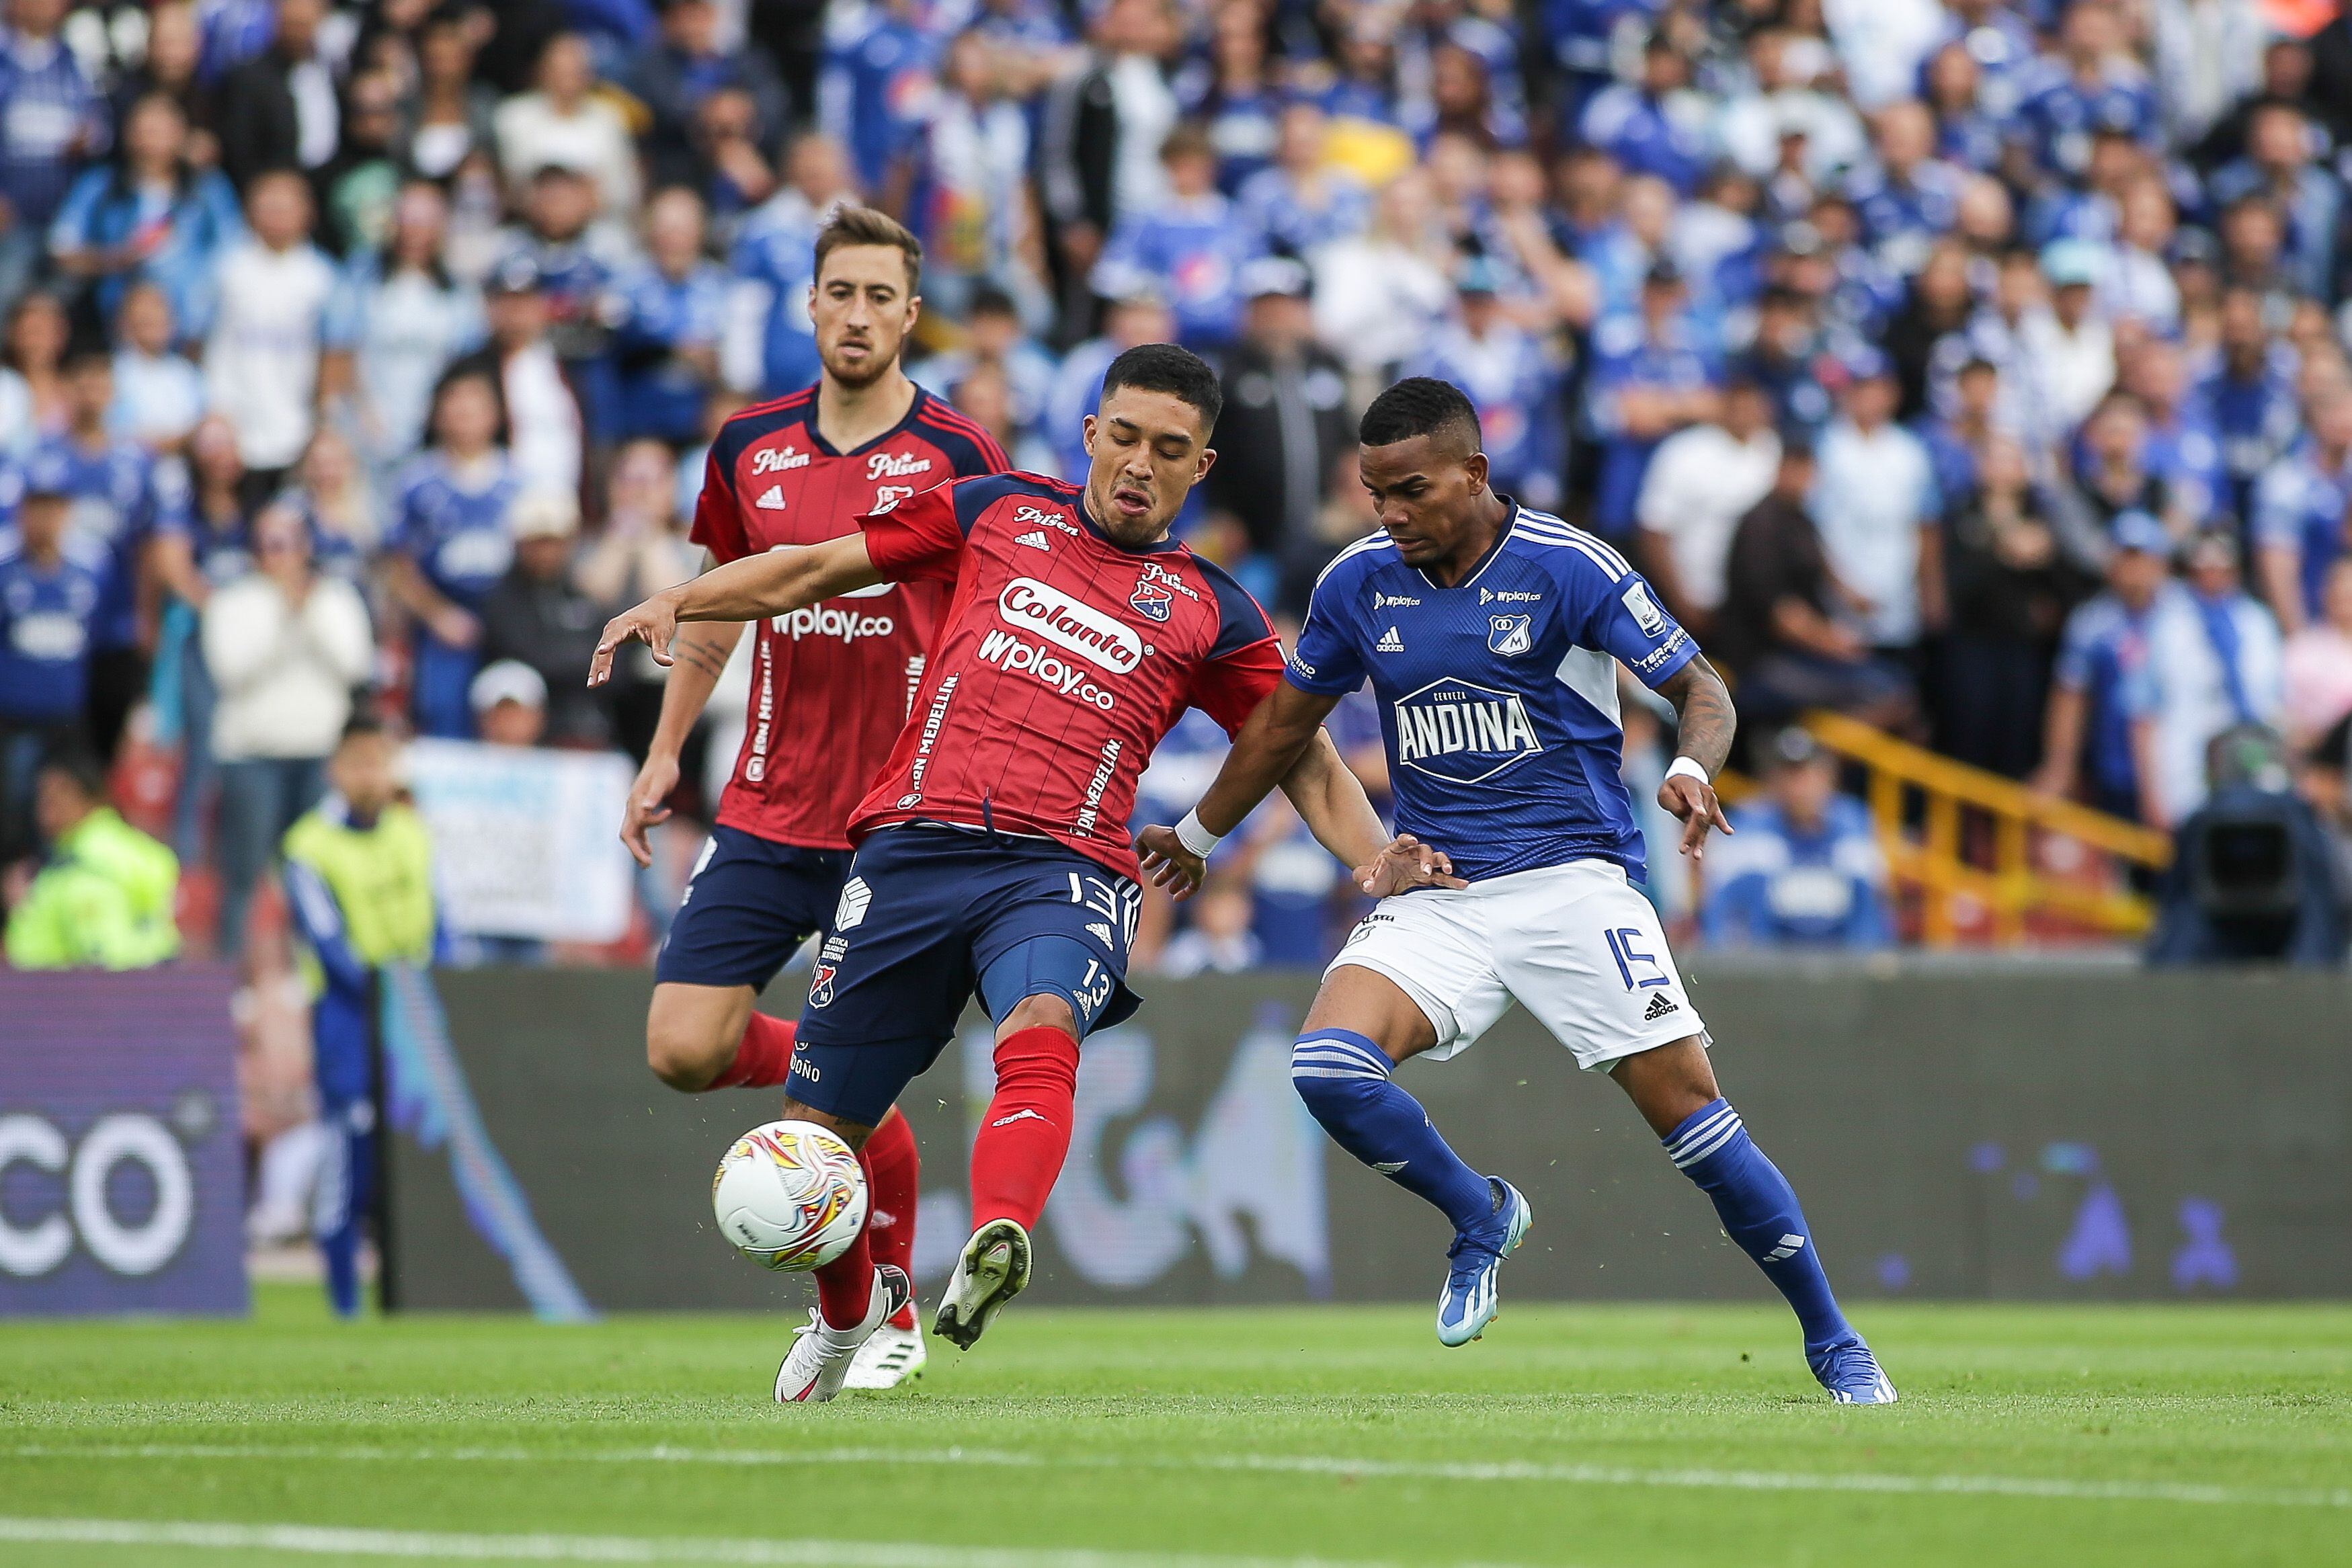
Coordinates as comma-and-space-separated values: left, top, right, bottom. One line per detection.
711, 1120, 868, 1271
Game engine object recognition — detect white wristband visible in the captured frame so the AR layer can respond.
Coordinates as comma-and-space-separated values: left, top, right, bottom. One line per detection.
1664, 756, 1711, 787
1174, 809, 1223, 858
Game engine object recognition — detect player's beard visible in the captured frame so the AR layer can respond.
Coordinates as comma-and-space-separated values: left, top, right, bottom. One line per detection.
821, 335, 901, 390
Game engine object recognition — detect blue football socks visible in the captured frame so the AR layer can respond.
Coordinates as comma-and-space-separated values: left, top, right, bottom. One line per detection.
1291, 1030, 1494, 1234
1663, 1098, 1853, 1352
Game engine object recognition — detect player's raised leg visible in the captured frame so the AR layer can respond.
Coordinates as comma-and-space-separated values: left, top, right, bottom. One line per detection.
645, 981, 799, 1091
1299, 936, 1531, 1346
1611, 1039, 1894, 1403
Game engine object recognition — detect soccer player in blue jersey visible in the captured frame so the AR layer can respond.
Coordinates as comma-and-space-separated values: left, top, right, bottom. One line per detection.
1142, 376, 1896, 1403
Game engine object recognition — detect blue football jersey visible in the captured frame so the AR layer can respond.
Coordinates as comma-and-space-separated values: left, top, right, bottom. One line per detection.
1286, 503, 1697, 883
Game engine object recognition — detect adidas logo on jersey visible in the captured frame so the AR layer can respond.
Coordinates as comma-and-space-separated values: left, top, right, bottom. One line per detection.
1086, 921, 1114, 948
1016, 529, 1051, 550
756, 485, 786, 509
1375, 626, 1404, 653
1643, 991, 1679, 1022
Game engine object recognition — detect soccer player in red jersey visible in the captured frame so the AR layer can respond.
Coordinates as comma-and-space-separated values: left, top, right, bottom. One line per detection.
592, 343, 1452, 1401
620, 206, 1008, 1391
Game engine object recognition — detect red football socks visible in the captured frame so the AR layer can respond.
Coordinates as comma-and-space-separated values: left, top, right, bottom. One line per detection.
812, 1222, 875, 1328
968, 1025, 1081, 1233
858, 1110, 920, 1325
708, 1012, 796, 1090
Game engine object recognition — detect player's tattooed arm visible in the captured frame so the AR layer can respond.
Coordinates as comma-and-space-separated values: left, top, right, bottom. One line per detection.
1655, 654, 1737, 862
588, 535, 882, 686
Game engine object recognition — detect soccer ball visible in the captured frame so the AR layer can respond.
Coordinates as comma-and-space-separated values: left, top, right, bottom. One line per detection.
711, 1120, 868, 1271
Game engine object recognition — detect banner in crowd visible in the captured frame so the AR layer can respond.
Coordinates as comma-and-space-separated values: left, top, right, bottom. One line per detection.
381, 965, 2352, 1311
404, 740, 635, 943
0, 968, 247, 1317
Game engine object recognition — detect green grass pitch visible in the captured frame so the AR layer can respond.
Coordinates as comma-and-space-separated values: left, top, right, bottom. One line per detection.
1, 1286, 2347, 1567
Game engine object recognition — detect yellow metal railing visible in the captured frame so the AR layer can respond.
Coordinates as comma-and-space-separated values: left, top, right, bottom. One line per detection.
1793, 711, 2172, 947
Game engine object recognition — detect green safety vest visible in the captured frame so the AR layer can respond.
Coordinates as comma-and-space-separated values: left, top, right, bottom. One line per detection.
282, 802, 438, 975
3, 808, 181, 971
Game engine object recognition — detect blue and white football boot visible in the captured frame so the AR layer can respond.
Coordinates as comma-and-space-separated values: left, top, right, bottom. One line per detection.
1808, 1336, 1899, 1403
1436, 1178, 1533, 1347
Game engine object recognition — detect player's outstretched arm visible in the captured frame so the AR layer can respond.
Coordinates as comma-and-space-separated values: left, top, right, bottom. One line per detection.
1138, 682, 1460, 899
587, 534, 883, 687
1276, 731, 1464, 898
1655, 654, 1737, 862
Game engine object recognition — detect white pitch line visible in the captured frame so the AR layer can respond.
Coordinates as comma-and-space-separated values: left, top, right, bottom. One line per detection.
2, 1442, 2347, 1512
0, 1518, 1484, 1568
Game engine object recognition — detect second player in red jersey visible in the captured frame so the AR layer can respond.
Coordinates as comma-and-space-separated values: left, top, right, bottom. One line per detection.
620, 207, 1002, 1395
691, 380, 1005, 847
594, 344, 1454, 1403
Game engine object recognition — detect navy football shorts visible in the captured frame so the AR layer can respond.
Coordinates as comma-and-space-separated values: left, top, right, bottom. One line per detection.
786, 823, 1143, 1126
655, 825, 853, 991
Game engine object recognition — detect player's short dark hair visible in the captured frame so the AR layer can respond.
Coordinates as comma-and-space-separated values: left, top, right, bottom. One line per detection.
36, 748, 107, 802
1359, 376, 1480, 452
338, 714, 391, 749
813, 205, 922, 292
1100, 343, 1223, 431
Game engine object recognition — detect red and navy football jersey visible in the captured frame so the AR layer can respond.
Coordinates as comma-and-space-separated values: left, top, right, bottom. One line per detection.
692, 384, 1009, 850
849, 472, 1285, 880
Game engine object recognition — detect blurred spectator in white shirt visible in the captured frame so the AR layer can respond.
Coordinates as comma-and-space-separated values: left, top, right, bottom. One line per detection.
1635, 375, 1779, 635
202, 499, 372, 952
1810, 349, 1939, 652
494, 32, 640, 215
108, 281, 204, 454
203, 170, 339, 483
2146, 530, 2285, 825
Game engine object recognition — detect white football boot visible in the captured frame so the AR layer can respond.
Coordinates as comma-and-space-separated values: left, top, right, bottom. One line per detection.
930, 1218, 1030, 1350
774, 1265, 911, 1404
842, 1295, 927, 1390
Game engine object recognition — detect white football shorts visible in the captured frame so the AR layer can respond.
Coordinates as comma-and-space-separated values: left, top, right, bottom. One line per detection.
1326, 858, 1707, 1071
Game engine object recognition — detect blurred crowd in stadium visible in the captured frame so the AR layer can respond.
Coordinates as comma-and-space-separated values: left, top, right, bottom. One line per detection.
3, 0, 2352, 985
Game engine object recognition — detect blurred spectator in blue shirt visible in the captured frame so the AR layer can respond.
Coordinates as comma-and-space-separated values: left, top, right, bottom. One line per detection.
630, 0, 786, 197
606, 186, 728, 446
912, 285, 1057, 456
384, 368, 518, 739
1735, 281, 1836, 438
2196, 286, 2303, 527
0, 0, 109, 310
2251, 378, 2352, 636
0, 452, 102, 862
496, 163, 635, 438
2037, 511, 2171, 822
38, 346, 184, 759
2011, 2, 2160, 181
1584, 261, 1716, 538
1409, 257, 1562, 509
1702, 726, 1892, 950
1093, 124, 1260, 353
1848, 99, 1964, 280
2207, 101, 2342, 306
1921, 40, 2006, 173
107, 282, 206, 454
1578, 32, 1711, 196
47, 93, 241, 347
821, 0, 939, 196
1237, 102, 1371, 261
725, 133, 854, 399
1188, 0, 1279, 196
